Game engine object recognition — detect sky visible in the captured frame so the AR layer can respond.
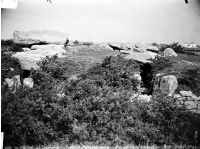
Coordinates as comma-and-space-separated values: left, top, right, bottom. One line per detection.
1, 0, 200, 44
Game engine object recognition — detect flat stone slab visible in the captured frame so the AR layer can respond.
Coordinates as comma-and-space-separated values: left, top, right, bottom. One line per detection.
13, 30, 68, 45
123, 50, 157, 63
12, 44, 66, 70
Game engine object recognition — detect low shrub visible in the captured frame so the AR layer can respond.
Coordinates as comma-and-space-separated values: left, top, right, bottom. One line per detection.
73, 40, 79, 45
150, 55, 173, 75
177, 67, 200, 96
1, 39, 24, 52
83, 42, 93, 46
1, 52, 23, 83
2, 54, 200, 147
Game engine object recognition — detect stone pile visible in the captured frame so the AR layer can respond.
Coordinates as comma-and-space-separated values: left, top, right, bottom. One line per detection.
12, 30, 69, 70
108, 42, 159, 63
174, 91, 200, 113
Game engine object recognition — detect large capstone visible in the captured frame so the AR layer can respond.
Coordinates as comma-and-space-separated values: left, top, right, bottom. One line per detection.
13, 30, 68, 45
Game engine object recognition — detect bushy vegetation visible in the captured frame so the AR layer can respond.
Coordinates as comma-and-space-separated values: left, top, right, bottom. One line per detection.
83, 42, 93, 46
150, 56, 173, 75
1, 54, 200, 147
1, 39, 25, 52
1, 52, 23, 83
73, 40, 80, 45
177, 67, 200, 96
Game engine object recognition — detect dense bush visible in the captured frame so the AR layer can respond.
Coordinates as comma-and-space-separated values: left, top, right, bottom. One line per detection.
1, 55, 200, 147
73, 40, 79, 45
1, 39, 24, 52
150, 90, 200, 146
1, 52, 23, 83
150, 55, 173, 75
177, 67, 200, 96
83, 42, 93, 46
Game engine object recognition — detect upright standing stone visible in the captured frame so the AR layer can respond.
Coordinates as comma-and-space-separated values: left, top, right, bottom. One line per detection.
159, 75, 178, 96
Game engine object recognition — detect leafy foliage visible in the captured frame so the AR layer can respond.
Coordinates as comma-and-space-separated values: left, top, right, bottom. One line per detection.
177, 67, 200, 96
150, 55, 173, 75
1, 54, 200, 147
1, 39, 25, 52
1, 52, 23, 83
73, 40, 80, 45
83, 42, 93, 46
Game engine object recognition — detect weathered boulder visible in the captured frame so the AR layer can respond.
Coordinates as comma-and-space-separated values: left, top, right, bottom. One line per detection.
97, 43, 113, 51
12, 44, 66, 70
4, 75, 21, 93
159, 75, 178, 96
132, 73, 142, 89
174, 91, 200, 113
124, 43, 135, 51
108, 42, 126, 51
13, 30, 68, 45
180, 91, 195, 97
164, 48, 177, 57
146, 45, 159, 53
124, 50, 158, 63
23, 78, 34, 88
133, 42, 147, 53
108, 42, 150, 52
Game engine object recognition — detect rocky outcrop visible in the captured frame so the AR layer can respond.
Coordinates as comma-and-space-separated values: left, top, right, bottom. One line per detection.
146, 45, 159, 53
108, 42, 127, 51
174, 91, 200, 113
132, 73, 142, 89
159, 75, 178, 96
23, 78, 34, 88
12, 44, 66, 70
133, 42, 147, 53
96, 43, 113, 51
108, 42, 159, 54
164, 48, 177, 57
13, 30, 68, 45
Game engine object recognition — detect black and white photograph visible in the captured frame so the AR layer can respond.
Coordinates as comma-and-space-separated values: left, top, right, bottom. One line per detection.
1, 0, 200, 148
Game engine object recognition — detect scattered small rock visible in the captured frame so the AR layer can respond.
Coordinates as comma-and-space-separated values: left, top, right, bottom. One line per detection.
22, 48, 31, 51
23, 78, 34, 88
133, 42, 147, 53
